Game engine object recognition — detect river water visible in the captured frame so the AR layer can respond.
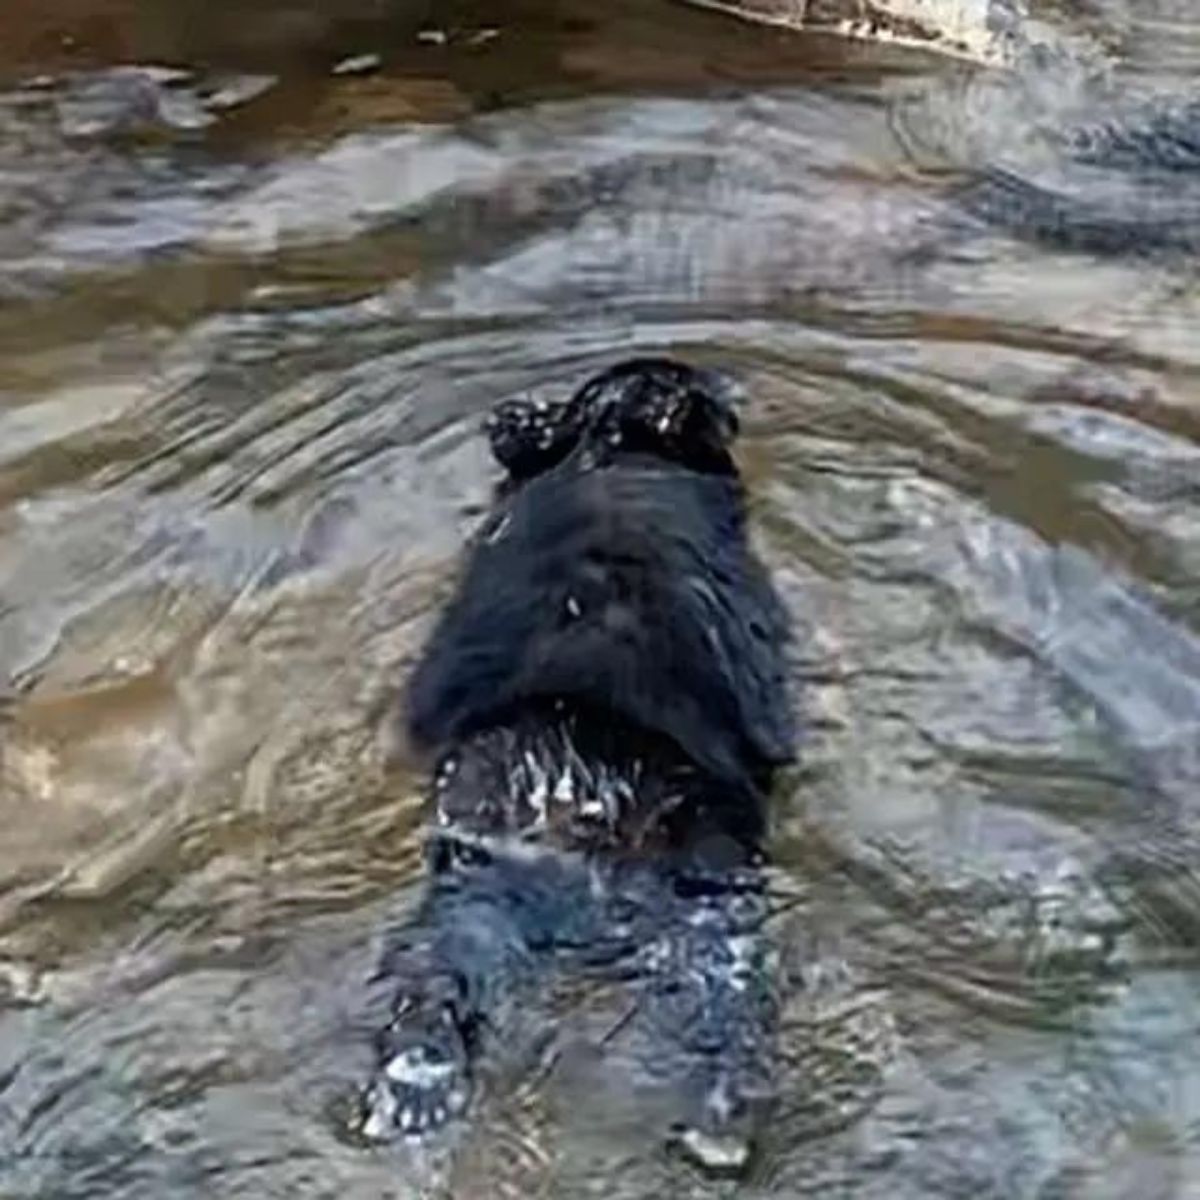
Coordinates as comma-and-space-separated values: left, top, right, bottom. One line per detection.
2, 1, 1199, 1196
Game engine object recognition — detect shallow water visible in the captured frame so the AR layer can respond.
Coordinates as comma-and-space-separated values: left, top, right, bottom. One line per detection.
2, 1, 1200, 1196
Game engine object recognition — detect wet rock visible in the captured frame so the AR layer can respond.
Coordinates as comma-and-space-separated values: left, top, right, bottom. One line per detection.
332, 53, 382, 76
672, 1126, 753, 1176
45, 65, 277, 140
0, 959, 46, 1008
682, 0, 1023, 65
201, 73, 278, 113
53, 65, 211, 138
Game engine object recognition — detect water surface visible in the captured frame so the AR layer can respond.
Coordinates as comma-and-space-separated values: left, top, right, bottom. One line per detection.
2, 1, 1200, 1196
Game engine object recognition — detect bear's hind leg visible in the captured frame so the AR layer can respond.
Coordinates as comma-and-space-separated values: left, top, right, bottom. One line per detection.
649, 869, 779, 1176
361, 843, 611, 1141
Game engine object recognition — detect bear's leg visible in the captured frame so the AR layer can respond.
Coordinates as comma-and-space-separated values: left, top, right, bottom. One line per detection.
361, 843, 606, 1140
646, 869, 779, 1175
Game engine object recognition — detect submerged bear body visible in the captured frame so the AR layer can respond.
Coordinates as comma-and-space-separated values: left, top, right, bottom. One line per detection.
361, 359, 796, 1171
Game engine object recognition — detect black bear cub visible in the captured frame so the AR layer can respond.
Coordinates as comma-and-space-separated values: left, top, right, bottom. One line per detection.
361, 358, 796, 1170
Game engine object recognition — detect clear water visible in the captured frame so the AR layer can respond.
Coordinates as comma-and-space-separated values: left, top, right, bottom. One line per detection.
2, 2, 1199, 1196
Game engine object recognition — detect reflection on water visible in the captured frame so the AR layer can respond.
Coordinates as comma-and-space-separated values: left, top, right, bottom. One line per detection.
2, 0, 1199, 1196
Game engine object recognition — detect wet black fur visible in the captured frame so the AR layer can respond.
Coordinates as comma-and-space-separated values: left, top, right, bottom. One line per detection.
407, 450, 794, 802
361, 358, 796, 1165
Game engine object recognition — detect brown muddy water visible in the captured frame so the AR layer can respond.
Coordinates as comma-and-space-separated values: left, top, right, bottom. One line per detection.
2, 1, 1200, 1197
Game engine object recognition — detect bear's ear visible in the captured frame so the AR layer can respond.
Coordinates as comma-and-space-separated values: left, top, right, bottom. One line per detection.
676, 364, 741, 453
571, 358, 742, 474
484, 393, 587, 480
